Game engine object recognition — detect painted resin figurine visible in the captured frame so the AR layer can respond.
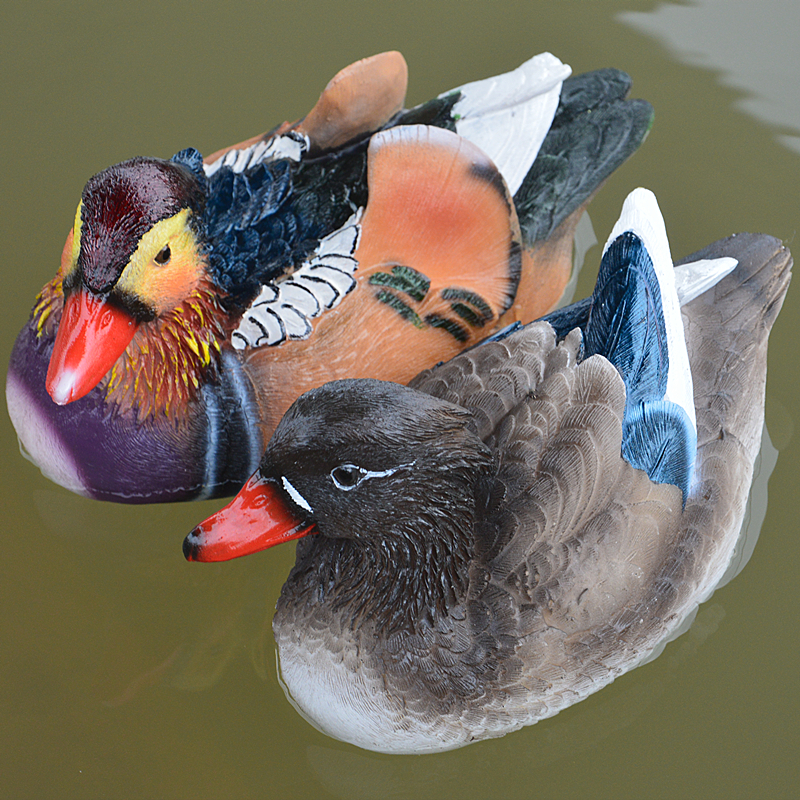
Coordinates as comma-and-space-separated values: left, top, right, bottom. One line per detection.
186, 189, 791, 753
6, 51, 653, 502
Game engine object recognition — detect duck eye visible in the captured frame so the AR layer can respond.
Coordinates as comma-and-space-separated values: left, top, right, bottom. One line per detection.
331, 464, 366, 491
154, 244, 171, 265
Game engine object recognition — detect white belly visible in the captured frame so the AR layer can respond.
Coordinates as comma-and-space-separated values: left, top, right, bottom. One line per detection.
275, 631, 476, 754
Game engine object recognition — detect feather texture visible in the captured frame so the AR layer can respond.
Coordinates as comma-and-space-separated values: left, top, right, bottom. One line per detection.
186, 221, 790, 751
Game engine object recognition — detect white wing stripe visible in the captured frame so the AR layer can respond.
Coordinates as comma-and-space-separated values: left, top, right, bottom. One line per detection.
290, 275, 339, 308
279, 283, 322, 317
231, 208, 363, 349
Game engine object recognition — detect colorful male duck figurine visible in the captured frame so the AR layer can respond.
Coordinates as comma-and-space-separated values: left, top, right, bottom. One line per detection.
7, 52, 653, 503
186, 189, 791, 753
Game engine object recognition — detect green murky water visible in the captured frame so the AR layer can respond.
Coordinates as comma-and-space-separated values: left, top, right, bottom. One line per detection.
2, 1, 798, 797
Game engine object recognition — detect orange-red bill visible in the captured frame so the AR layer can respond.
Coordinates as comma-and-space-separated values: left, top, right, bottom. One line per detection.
183, 474, 316, 562
46, 290, 139, 405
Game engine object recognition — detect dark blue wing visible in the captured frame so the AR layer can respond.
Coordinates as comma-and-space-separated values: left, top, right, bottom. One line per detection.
173, 145, 370, 308
584, 229, 695, 501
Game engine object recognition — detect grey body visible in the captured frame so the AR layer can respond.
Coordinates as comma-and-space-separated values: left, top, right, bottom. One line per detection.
271, 233, 791, 753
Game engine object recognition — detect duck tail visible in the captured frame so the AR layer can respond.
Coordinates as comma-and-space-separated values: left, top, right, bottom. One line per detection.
412, 55, 654, 242
389, 56, 655, 323
514, 69, 654, 247
439, 52, 571, 197
503, 65, 654, 321
656, 233, 791, 611
584, 188, 696, 501
677, 232, 792, 456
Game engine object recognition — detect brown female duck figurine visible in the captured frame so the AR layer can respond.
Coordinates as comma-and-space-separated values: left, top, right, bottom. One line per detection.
185, 189, 791, 753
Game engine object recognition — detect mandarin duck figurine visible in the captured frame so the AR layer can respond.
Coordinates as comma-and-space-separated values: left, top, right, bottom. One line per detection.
186, 189, 791, 753
7, 51, 653, 502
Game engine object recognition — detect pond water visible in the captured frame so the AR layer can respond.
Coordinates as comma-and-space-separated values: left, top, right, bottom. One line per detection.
1, 1, 798, 798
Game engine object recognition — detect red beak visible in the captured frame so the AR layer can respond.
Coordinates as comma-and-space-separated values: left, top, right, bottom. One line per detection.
184, 474, 316, 562
46, 289, 139, 405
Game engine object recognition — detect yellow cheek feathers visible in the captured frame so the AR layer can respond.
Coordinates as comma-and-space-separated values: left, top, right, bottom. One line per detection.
32, 204, 82, 338
105, 278, 226, 421
70, 201, 82, 268
116, 208, 204, 314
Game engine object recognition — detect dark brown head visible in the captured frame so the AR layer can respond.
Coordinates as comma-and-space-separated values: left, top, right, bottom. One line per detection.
185, 378, 493, 560
73, 157, 206, 298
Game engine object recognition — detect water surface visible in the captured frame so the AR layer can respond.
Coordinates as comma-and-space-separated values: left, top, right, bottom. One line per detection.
1, 1, 798, 798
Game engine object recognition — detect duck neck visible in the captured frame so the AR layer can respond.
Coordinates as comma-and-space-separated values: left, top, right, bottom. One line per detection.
286, 463, 493, 637
104, 276, 227, 421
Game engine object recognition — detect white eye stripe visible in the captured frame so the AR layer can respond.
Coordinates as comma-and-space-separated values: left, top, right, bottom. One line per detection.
361, 467, 403, 480
281, 476, 313, 512
330, 461, 416, 491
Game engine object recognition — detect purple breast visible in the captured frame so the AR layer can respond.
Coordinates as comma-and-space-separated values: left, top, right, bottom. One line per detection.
6, 320, 263, 503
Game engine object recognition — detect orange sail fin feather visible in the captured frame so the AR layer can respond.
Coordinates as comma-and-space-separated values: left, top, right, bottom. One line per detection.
241, 125, 522, 418
298, 51, 409, 152
356, 125, 520, 338
7, 51, 655, 502
205, 52, 408, 166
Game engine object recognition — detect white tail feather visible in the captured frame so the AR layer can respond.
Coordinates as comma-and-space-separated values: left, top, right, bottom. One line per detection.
674, 257, 738, 305
605, 188, 695, 431
446, 53, 571, 195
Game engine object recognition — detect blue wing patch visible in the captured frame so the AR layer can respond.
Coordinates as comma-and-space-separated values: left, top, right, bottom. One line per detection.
172, 144, 370, 309
585, 230, 695, 502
